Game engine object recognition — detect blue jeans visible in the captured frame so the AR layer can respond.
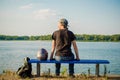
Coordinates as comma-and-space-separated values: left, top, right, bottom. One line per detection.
55, 54, 74, 75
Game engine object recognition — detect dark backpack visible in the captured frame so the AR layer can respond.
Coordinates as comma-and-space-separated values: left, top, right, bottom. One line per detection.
16, 57, 32, 78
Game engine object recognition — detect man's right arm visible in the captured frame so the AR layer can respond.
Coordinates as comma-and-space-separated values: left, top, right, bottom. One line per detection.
72, 40, 80, 60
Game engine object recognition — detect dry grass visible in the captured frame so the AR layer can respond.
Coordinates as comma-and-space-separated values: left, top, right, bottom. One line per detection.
0, 70, 120, 80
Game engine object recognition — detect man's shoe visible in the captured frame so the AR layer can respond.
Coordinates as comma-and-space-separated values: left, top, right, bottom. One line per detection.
69, 74, 75, 78
56, 74, 60, 77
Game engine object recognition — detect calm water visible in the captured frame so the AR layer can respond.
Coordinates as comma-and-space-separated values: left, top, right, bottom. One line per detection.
0, 41, 120, 75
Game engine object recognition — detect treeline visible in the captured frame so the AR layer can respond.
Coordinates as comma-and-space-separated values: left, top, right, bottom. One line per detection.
0, 35, 52, 40
0, 34, 120, 42
75, 34, 120, 42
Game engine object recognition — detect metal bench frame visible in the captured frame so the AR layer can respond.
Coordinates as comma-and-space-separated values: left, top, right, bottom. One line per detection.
28, 59, 110, 77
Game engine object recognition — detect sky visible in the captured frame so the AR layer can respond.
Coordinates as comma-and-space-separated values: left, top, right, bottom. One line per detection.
0, 0, 120, 36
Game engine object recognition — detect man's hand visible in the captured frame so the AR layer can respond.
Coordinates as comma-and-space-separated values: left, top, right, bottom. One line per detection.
50, 56, 53, 60
76, 56, 80, 60
50, 53, 54, 60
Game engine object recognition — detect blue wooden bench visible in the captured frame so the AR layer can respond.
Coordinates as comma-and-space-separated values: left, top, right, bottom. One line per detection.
28, 59, 110, 77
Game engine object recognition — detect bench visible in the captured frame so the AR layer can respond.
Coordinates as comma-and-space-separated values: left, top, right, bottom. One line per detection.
28, 59, 110, 77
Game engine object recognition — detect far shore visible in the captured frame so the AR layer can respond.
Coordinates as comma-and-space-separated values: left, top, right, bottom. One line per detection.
0, 40, 120, 42
0, 34, 120, 42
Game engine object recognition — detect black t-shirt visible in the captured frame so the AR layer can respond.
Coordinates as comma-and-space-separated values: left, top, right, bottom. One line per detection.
52, 29, 76, 57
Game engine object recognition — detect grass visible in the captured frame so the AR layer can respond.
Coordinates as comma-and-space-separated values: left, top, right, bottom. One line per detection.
0, 70, 120, 80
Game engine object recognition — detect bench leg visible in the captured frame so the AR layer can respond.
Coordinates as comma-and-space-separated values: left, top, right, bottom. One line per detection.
96, 64, 100, 77
37, 63, 40, 77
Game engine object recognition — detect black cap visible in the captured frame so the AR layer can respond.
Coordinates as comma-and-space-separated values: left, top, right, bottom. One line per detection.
59, 18, 68, 27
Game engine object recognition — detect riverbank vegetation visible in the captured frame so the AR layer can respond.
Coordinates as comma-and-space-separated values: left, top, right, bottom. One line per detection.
0, 34, 120, 42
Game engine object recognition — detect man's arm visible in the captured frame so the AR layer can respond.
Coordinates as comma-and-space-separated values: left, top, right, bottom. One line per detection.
50, 40, 56, 60
72, 40, 80, 60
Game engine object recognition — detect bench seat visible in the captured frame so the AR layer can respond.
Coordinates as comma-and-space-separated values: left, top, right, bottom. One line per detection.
29, 59, 109, 64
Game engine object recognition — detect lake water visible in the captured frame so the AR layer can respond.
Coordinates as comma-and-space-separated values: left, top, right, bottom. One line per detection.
0, 41, 120, 75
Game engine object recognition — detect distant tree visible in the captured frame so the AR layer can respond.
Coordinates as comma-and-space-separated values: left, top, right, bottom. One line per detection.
0, 35, 6, 40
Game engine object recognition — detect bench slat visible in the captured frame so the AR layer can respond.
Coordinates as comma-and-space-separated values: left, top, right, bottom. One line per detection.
29, 59, 109, 64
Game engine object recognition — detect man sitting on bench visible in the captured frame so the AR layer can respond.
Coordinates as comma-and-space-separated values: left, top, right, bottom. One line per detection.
50, 18, 80, 77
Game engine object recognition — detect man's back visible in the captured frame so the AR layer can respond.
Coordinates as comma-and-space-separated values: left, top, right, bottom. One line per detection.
52, 29, 76, 56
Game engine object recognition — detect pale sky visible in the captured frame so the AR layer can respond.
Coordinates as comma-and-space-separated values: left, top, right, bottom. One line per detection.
0, 0, 120, 36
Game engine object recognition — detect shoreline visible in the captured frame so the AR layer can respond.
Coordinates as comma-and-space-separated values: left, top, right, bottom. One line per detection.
0, 70, 120, 80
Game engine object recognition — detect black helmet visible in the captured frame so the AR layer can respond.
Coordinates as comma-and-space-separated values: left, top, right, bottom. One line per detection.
37, 48, 48, 60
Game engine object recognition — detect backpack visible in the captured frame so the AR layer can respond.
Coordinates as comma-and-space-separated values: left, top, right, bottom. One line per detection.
16, 57, 32, 78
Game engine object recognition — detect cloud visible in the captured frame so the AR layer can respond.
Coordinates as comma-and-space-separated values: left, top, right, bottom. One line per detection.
32, 9, 58, 20
20, 4, 33, 9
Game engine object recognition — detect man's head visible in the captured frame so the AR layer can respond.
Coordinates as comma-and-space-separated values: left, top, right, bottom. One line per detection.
58, 18, 68, 29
